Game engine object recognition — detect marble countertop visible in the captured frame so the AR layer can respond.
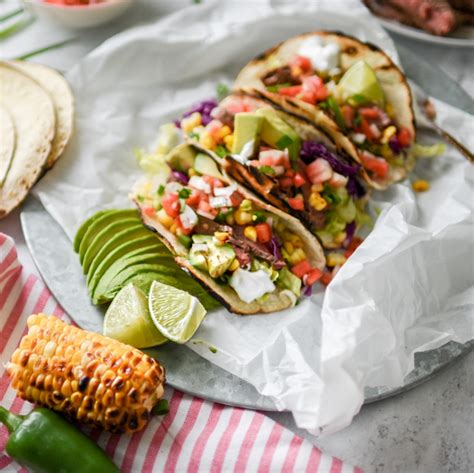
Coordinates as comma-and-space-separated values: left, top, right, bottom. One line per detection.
1, 1, 472, 471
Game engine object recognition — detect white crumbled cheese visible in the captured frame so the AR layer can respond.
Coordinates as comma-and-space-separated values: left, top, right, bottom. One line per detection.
351, 133, 367, 144
210, 196, 230, 208
231, 139, 255, 164
230, 269, 276, 303
214, 184, 237, 197
179, 205, 198, 229
165, 182, 183, 194
189, 176, 211, 194
298, 37, 341, 73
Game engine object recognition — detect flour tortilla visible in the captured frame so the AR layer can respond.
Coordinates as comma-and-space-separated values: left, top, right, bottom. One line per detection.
0, 105, 15, 187
0, 62, 55, 218
234, 31, 415, 189
10, 60, 74, 169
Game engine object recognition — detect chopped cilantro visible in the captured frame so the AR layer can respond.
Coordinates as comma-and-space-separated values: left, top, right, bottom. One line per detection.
348, 94, 368, 106
178, 187, 192, 199
327, 97, 346, 130
216, 83, 229, 101
189, 132, 200, 140
318, 100, 329, 110
258, 165, 276, 176
215, 145, 228, 158
136, 195, 145, 203
266, 82, 291, 93
157, 184, 165, 196
353, 114, 362, 127
276, 135, 293, 150
252, 211, 267, 223
322, 184, 342, 205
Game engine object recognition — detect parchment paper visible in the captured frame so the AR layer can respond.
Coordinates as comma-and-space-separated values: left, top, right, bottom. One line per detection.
34, 0, 474, 435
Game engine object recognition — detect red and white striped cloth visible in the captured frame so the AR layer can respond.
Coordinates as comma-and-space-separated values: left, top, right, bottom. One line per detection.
0, 233, 361, 473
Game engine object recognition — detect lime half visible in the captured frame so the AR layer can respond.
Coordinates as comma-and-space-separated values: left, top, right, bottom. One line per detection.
103, 283, 167, 348
148, 280, 207, 344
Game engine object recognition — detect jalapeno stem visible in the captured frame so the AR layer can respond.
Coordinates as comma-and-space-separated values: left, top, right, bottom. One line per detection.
0, 406, 24, 434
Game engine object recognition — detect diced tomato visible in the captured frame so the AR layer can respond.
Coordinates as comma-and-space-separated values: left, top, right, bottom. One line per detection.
397, 127, 412, 147
259, 149, 287, 167
320, 271, 333, 286
344, 237, 363, 258
289, 55, 312, 72
291, 259, 312, 278
360, 152, 389, 178
142, 206, 156, 217
360, 117, 375, 141
198, 199, 214, 215
229, 191, 243, 207
359, 107, 380, 120
306, 158, 333, 184
293, 172, 306, 188
279, 85, 302, 97
279, 177, 294, 188
162, 193, 180, 218
255, 222, 272, 243
288, 195, 305, 210
202, 175, 224, 189
304, 268, 323, 286
185, 190, 202, 207
223, 96, 247, 115
283, 169, 295, 178
301, 76, 329, 104
341, 105, 355, 128
176, 217, 193, 235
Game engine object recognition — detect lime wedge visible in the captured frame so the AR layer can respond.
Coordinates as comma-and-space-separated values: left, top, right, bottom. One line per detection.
148, 280, 206, 344
103, 283, 167, 348
338, 60, 385, 106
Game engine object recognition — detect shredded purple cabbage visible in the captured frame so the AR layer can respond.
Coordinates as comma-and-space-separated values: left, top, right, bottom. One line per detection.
171, 170, 189, 185
347, 177, 366, 198
389, 136, 402, 154
270, 237, 282, 261
303, 285, 313, 297
183, 99, 218, 127
300, 141, 359, 177
344, 221, 356, 246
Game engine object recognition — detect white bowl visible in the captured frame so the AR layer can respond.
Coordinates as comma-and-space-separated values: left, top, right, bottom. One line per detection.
25, 0, 135, 29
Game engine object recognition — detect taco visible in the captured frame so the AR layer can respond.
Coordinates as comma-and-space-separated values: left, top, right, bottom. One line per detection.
176, 93, 370, 250
131, 143, 325, 315
233, 31, 416, 189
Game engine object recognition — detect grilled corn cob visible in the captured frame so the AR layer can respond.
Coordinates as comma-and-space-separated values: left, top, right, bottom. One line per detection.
7, 314, 166, 434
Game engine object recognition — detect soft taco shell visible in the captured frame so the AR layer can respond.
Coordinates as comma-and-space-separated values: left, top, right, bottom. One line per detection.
10, 60, 74, 169
0, 62, 55, 219
133, 157, 325, 315
0, 105, 15, 187
234, 31, 415, 189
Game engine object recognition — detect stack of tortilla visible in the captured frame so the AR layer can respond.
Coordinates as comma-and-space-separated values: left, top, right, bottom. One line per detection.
0, 61, 74, 218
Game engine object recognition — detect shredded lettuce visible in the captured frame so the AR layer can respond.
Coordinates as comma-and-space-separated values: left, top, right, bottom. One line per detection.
276, 267, 301, 297
134, 148, 171, 177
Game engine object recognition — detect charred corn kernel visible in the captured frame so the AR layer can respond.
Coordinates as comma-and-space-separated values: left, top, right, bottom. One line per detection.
386, 103, 395, 118
223, 134, 234, 150
234, 209, 252, 225
309, 192, 327, 211
156, 208, 174, 228
291, 65, 302, 77
181, 112, 202, 133
381, 125, 397, 144
169, 222, 178, 234
214, 231, 229, 242
188, 168, 197, 177
412, 179, 430, 192
7, 314, 165, 434
199, 131, 216, 150
229, 259, 240, 272
225, 212, 235, 225
287, 248, 306, 265
380, 144, 393, 160
217, 125, 232, 140
243, 226, 257, 241
334, 231, 347, 244
311, 183, 324, 193
283, 241, 294, 254
239, 199, 252, 212
327, 252, 347, 267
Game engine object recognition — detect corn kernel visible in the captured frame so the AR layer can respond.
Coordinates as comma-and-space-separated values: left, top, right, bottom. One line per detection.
380, 144, 393, 160
181, 112, 202, 133
309, 192, 327, 211
229, 259, 240, 272
214, 231, 229, 242
291, 65, 302, 77
412, 179, 430, 193
234, 209, 252, 225
225, 213, 235, 225
283, 241, 294, 254
281, 248, 290, 260
199, 131, 216, 150
287, 248, 306, 265
156, 208, 174, 228
188, 168, 197, 177
381, 126, 397, 144
169, 222, 178, 234
334, 231, 347, 244
327, 252, 347, 267
224, 134, 234, 151
243, 226, 257, 241
218, 126, 232, 140
311, 183, 323, 193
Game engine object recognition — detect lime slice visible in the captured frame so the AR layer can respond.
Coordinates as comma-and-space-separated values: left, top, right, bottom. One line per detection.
148, 280, 206, 344
103, 283, 167, 348
338, 60, 385, 106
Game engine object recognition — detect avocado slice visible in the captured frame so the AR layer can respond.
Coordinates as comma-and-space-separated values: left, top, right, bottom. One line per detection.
255, 108, 301, 162
232, 112, 263, 155
189, 246, 208, 271
206, 242, 235, 279
82, 218, 142, 275
165, 143, 197, 172
86, 223, 156, 285
74, 209, 110, 253
194, 153, 223, 179
192, 234, 213, 244
86, 233, 163, 294
78, 209, 139, 264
